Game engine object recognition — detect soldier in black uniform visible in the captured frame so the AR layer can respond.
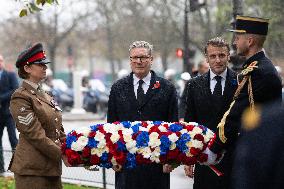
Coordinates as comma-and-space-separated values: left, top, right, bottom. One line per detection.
232, 103, 284, 189
202, 16, 282, 165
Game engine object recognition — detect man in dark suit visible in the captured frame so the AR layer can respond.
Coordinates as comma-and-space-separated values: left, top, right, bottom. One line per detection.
107, 40, 178, 189
0, 54, 19, 173
206, 16, 282, 166
183, 37, 237, 189
232, 103, 284, 189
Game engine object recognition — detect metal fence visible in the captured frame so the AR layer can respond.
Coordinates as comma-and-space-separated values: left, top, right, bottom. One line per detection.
2, 150, 115, 189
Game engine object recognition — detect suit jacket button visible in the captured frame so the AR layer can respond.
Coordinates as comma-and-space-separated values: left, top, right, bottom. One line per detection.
137, 111, 141, 115
55, 117, 58, 122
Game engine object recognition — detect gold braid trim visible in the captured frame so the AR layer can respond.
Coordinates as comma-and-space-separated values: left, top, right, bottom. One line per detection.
217, 61, 257, 143
217, 100, 235, 143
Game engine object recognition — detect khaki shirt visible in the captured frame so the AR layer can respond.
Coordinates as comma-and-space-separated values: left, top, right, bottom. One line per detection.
9, 81, 65, 176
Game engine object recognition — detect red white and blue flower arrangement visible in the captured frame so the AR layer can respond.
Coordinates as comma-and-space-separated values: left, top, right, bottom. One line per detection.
62, 121, 215, 169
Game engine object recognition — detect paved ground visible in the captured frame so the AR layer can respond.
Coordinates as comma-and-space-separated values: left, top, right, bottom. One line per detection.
1, 112, 194, 189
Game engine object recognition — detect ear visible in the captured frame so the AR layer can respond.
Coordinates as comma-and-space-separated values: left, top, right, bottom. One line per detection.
23, 65, 31, 73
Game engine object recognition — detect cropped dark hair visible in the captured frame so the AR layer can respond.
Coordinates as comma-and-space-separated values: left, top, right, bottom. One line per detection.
204, 37, 230, 55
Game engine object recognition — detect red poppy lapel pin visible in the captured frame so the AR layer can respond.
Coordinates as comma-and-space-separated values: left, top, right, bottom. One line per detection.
152, 81, 160, 89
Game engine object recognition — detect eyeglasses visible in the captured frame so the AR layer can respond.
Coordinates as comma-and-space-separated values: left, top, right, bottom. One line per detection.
130, 56, 151, 62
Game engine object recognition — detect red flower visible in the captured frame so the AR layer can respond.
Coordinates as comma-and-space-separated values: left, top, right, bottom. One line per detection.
88, 131, 96, 138
190, 147, 201, 156
152, 81, 160, 89
114, 152, 127, 165
197, 153, 208, 163
167, 149, 179, 160
194, 134, 204, 141
183, 156, 197, 165
65, 149, 82, 165
90, 155, 100, 165
82, 147, 91, 158
141, 121, 148, 127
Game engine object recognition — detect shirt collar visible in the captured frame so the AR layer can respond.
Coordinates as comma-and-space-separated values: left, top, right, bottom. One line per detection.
133, 72, 151, 86
24, 79, 40, 90
210, 68, 227, 81
243, 51, 265, 68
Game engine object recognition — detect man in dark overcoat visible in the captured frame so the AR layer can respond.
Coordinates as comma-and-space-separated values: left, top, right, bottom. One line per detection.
232, 103, 284, 189
183, 37, 237, 189
0, 54, 19, 173
107, 40, 178, 189
204, 16, 282, 171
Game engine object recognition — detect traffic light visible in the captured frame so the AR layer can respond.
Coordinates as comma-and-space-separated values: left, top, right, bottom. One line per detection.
176, 48, 183, 58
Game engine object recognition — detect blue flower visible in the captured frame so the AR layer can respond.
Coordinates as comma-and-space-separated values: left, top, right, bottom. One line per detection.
153, 121, 162, 125
176, 133, 191, 153
90, 124, 100, 132
121, 121, 131, 128
117, 141, 126, 151
160, 135, 171, 155
136, 132, 149, 148
169, 123, 183, 132
131, 124, 140, 134
100, 152, 109, 162
87, 138, 98, 148
66, 135, 77, 148
100, 162, 112, 168
125, 153, 137, 169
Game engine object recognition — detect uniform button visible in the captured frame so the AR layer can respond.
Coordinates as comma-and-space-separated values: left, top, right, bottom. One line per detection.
55, 118, 58, 122
52, 108, 55, 111
137, 111, 141, 115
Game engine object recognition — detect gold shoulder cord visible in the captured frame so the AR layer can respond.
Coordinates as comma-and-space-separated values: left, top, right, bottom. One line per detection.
217, 61, 257, 143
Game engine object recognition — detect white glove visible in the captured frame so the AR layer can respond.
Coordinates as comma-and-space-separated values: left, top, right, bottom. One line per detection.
199, 147, 224, 165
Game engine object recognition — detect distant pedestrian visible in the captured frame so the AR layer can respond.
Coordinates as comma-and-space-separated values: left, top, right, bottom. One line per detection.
0, 54, 19, 174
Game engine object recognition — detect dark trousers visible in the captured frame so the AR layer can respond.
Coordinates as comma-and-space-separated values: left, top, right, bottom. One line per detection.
0, 114, 18, 172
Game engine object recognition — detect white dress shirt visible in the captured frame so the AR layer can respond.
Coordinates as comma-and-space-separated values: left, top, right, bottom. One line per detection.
133, 72, 151, 98
209, 68, 227, 95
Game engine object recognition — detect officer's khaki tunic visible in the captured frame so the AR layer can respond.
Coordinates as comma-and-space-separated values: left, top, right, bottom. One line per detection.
9, 81, 65, 189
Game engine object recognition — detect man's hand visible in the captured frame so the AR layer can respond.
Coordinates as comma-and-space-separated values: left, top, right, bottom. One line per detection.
112, 164, 122, 172
184, 165, 194, 178
163, 164, 174, 173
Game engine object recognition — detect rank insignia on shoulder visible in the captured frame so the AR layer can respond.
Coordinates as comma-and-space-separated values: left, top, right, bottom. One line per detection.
18, 112, 33, 126
20, 107, 26, 112
241, 61, 258, 76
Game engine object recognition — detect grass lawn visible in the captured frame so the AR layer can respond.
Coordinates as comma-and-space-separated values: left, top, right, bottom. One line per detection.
0, 176, 100, 189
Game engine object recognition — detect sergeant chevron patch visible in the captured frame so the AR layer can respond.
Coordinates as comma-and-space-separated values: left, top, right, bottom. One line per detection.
18, 113, 33, 126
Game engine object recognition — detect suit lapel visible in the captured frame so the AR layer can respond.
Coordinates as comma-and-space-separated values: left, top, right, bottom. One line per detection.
202, 72, 215, 108
223, 69, 236, 102
22, 81, 54, 107
138, 71, 160, 109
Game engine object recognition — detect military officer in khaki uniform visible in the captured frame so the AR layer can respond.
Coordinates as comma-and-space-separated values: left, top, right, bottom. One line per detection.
9, 43, 69, 189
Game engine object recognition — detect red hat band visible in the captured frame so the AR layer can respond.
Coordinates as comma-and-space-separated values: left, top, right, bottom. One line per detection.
19, 51, 46, 67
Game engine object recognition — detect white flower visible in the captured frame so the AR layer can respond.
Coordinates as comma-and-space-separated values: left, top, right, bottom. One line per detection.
140, 127, 148, 132
103, 123, 119, 133
170, 143, 176, 150
158, 125, 167, 132
110, 133, 120, 143
168, 133, 179, 143
149, 132, 161, 148
71, 136, 88, 151
180, 129, 188, 134
97, 139, 106, 149
94, 131, 105, 141
91, 148, 104, 156
122, 128, 133, 136
192, 127, 203, 135
190, 139, 203, 149
76, 127, 91, 137
150, 148, 161, 163
138, 147, 151, 158
125, 140, 137, 152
